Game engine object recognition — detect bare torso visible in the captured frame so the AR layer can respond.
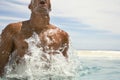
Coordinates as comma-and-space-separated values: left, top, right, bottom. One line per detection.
0, 20, 69, 76
12, 20, 69, 58
0, 0, 69, 76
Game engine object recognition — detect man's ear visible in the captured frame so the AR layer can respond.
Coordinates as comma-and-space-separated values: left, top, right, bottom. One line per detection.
48, 0, 51, 11
28, 3, 32, 10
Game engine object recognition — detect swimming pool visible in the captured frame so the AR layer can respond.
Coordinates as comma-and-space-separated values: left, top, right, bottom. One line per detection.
0, 34, 120, 80
78, 57, 120, 80
1, 51, 120, 80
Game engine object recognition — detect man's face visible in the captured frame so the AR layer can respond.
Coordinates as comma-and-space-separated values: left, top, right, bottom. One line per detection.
30, 0, 51, 14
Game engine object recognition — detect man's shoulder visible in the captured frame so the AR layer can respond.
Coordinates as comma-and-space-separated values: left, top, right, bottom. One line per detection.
3, 22, 23, 34
49, 24, 69, 37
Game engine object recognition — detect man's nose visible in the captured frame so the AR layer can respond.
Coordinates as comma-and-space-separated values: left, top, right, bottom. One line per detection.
40, 0, 45, 4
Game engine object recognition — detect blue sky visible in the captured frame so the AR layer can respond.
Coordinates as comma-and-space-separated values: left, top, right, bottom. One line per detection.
0, 0, 120, 51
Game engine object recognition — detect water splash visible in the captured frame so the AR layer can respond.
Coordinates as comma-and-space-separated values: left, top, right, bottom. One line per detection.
3, 32, 81, 80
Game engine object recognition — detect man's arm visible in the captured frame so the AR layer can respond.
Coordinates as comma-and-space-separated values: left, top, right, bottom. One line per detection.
0, 24, 17, 76
61, 31, 69, 58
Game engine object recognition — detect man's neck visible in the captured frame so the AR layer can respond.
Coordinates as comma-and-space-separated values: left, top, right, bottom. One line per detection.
29, 12, 50, 32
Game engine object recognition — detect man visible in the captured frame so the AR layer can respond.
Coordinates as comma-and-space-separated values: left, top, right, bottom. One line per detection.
0, 0, 69, 76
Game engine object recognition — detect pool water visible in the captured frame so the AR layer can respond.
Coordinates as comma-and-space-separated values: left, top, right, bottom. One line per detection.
0, 33, 120, 80
78, 57, 120, 80
1, 55, 120, 80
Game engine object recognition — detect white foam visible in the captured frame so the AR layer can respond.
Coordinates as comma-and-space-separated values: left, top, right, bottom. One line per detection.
4, 32, 78, 80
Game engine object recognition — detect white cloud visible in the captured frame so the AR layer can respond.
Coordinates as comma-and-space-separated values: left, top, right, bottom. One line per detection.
11, 0, 30, 4
0, 0, 30, 28
1, 0, 120, 34
0, 0, 30, 15
51, 0, 120, 34
0, 0, 120, 50
1, 0, 30, 5
0, 16, 26, 21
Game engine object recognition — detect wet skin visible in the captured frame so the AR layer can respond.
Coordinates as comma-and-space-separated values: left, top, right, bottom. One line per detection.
0, 0, 69, 76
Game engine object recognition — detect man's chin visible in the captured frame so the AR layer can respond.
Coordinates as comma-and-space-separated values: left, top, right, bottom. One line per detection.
35, 9, 49, 14
33, 10, 48, 15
